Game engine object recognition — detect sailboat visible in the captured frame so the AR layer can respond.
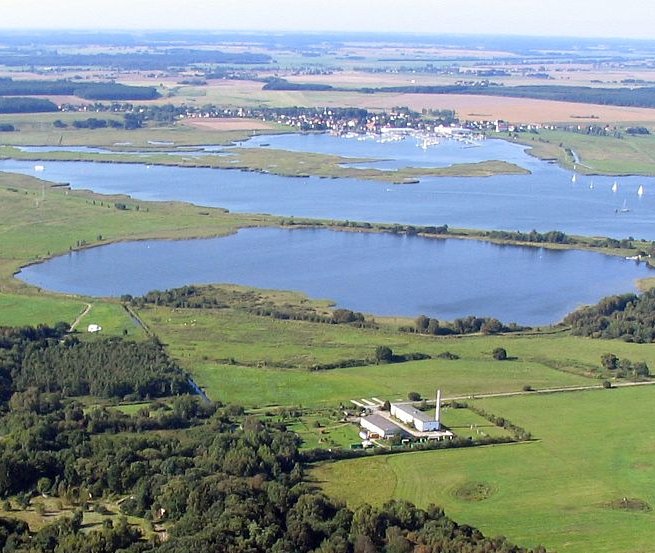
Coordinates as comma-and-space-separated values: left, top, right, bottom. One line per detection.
616, 199, 630, 213
637, 185, 645, 197
589, 181, 594, 190
571, 174, 577, 183
611, 181, 618, 193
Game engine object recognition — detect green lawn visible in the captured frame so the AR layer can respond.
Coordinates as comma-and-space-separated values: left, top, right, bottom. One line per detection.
312, 385, 655, 553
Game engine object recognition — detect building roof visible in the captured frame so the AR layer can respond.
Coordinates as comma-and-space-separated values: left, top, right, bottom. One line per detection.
361, 414, 406, 435
392, 403, 435, 423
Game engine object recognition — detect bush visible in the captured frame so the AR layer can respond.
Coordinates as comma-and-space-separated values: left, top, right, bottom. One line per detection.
374, 346, 393, 363
407, 391, 421, 401
492, 347, 507, 361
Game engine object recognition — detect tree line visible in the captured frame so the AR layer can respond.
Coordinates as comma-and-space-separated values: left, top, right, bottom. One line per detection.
402, 314, 527, 336
0, 50, 271, 70
0, 79, 159, 101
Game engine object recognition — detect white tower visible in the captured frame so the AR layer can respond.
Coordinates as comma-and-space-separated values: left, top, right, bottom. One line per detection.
435, 389, 442, 429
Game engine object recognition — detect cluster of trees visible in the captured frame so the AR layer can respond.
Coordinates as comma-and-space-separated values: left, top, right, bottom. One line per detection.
485, 229, 569, 244
69, 117, 124, 129
263, 77, 334, 91
0, 79, 158, 100
0, 326, 191, 400
129, 286, 375, 328
600, 353, 650, 378
564, 290, 655, 343
405, 315, 526, 336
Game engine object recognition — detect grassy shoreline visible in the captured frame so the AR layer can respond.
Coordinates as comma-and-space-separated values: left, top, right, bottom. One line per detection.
0, 145, 529, 182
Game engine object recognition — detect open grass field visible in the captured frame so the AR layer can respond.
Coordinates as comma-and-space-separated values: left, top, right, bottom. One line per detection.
517, 129, 655, 175
0, 292, 86, 327
137, 299, 655, 407
75, 301, 146, 339
311, 385, 655, 553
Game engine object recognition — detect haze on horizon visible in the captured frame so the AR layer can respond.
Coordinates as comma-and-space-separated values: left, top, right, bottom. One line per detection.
1, 0, 653, 41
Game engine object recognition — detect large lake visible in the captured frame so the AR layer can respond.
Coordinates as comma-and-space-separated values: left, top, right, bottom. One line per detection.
17, 228, 650, 326
4, 133, 655, 239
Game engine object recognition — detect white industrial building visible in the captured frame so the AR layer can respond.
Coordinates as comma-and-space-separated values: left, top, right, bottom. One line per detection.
390, 390, 442, 432
360, 414, 407, 439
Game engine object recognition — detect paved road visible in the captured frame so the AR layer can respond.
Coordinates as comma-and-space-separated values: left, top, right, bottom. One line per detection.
389, 379, 655, 406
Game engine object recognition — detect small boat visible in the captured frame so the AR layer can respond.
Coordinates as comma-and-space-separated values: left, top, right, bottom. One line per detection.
571, 174, 576, 183
34, 165, 44, 172
611, 181, 618, 193
637, 185, 645, 197
589, 181, 594, 190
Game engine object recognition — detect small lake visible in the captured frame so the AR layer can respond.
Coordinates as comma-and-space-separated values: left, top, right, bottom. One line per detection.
3, 134, 655, 239
17, 228, 650, 326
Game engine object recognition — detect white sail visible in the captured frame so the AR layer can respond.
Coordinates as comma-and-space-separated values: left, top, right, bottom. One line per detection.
638, 185, 645, 196
571, 174, 576, 183
611, 181, 618, 193
589, 180, 594, 190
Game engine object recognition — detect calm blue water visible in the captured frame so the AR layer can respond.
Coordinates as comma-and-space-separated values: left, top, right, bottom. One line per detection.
3, 134, 654, 239
17, 228, 650, 326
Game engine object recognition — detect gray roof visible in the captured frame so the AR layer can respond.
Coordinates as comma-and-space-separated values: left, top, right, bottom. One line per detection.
361, 414, 407, 435
392, 403, 435, 423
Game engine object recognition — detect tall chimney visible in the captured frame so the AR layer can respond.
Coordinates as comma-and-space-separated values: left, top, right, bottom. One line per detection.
435, 389, 442, 427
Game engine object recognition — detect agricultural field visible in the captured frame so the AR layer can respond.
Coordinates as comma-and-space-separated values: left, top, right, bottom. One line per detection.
311, 385, 655, 553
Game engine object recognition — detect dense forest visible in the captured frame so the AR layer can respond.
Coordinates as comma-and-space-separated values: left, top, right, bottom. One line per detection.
0, 324, 546, 553
0, 79, 159, 101
564, 289, 655, 342
0, 97, 57, 113
0, 326, 191, 399
0, 50, 271, 70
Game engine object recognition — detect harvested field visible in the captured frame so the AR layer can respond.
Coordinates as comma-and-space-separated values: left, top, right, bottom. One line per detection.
182, 117, 276, 131
357, 93, 655, 123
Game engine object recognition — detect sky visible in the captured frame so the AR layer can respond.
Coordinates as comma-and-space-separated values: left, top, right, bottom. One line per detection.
0, 0, 653, 39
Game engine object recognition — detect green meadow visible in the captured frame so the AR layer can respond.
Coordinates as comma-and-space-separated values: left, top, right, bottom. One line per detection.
136, 301, 655, 407
0, 292, 86, 327
312, 385, 655, 553
517, 128, 655, 175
